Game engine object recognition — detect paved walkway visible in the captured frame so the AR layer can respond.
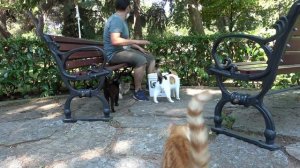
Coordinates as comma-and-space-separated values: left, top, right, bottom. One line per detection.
0, 87, 299, 168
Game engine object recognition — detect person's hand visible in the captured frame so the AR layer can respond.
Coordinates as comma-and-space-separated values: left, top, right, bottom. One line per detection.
136, 40, 150, 45
135, 45, 149, 54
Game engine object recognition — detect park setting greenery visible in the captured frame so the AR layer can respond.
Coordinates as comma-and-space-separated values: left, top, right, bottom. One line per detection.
0, 0, 299, 99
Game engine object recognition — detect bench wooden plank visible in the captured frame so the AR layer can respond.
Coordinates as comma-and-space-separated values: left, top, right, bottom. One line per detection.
57, 43, 102, 51
51, 35, 101, 45
234, 61, 266, 66
68, 51, 105, 60
282, 51, 300, 64
65, 57, 103, 69
286, 36, 300, 51
238, 63, 300, 74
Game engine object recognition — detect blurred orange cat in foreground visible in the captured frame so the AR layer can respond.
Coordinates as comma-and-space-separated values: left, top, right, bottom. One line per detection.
162, 91, 212, 168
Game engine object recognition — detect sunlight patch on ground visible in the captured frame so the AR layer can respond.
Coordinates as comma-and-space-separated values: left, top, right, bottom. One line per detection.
2, 155, 34, 168
162, 108, 186, 116
115, 157, 146, 168
185, 88, 220, 96
48, 161, 68, 168
6, 105, 37, 114
113, 140, 132, 154
293, 90, 300, 94
40, 112, 62, 120
38, 103, 60, 110
80, 148, 104, 160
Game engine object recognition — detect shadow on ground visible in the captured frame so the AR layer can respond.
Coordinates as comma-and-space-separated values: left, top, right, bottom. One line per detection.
0, 87, 299, 167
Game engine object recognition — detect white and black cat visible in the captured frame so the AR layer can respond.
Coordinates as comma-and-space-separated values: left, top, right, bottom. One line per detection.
153, 71, 180, 103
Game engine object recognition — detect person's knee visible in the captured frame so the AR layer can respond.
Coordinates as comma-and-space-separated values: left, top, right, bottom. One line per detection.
135, 57, 147, 68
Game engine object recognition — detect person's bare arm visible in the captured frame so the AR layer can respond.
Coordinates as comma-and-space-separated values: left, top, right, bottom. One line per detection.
110, 32, 150, 46
131, 44, 149, 54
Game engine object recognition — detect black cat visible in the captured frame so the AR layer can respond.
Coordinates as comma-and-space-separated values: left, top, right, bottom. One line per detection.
103, 77, 120, 112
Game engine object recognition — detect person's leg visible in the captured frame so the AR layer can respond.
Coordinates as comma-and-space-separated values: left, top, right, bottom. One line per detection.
122, 49, 156, 74
147, 58, 156, 74
133, 64, 146, 91
110, 50, 149, 100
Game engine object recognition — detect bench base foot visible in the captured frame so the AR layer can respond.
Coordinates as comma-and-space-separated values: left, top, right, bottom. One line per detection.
63, 116, 113, 123
211, 127, 281, 151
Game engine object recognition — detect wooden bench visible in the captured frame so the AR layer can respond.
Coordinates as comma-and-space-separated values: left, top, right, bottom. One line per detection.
208, 1, 300, 150
43, 35, 132, 122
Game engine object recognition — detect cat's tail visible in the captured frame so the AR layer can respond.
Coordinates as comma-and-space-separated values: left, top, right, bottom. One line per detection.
187, 91, 212, 168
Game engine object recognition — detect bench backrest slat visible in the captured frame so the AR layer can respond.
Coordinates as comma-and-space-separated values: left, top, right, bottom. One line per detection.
49, 35, 105, 70
66, 57, 103, 69
282, 51, 300, 65
51, 35, 101, 45
282, 15, 300, 65
68, 51, 104, 59
56, 43, 101, 51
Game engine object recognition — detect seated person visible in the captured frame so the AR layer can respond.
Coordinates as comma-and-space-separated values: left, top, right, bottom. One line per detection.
103, 0, 156, 101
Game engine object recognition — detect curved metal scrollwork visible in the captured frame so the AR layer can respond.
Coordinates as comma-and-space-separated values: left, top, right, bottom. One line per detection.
266, 16, 289, 42
221, 57, 238, 73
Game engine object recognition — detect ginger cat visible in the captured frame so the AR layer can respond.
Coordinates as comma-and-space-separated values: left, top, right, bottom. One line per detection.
162, 91, 212, 168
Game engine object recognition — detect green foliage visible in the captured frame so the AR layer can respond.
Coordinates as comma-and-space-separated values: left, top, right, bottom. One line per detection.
215, 37, 267, 63
222, 112, 236, 129
146, 3, 168, 36
202, 0, 263, 32
147, 34, 218, 86
1, 34, 299, 99
273, 73, 300, 90
0, 37, 61, 98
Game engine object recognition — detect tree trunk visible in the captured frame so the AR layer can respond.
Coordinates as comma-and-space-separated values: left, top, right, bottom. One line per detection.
133, 0, 143, 38
216, 16, 227, 33
62, 0, 77, 37
0, 10, 12, 38
187, 2, 205, 35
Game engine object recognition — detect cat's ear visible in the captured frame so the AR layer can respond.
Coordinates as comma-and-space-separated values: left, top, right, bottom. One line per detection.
157, 70, 163, 83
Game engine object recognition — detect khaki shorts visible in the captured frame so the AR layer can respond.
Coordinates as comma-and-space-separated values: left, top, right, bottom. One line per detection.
109, 49, 155, 69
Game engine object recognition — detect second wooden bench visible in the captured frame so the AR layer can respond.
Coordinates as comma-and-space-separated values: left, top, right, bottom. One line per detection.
41, 34, 130, 122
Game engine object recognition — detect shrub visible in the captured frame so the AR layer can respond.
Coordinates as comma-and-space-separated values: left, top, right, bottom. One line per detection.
0, 37, 62, 99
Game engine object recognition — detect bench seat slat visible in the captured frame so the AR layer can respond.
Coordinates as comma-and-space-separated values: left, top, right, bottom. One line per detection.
237, 63, 300, 74
68, 51, 104, 60
234, 61, 266, 66
66, 57, 103, 69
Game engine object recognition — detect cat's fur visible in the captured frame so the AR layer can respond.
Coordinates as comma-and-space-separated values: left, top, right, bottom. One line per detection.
103, 77, 120, 112
153, 71, 180, 103
118, 81, 131, 99
162, 91, 212, 168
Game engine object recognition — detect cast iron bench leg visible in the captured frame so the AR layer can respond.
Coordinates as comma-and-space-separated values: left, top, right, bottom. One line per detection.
254, 102, 277, 145
63, 95, 75, 123
211, 76, 280, 150
62, 91, 112, 123
213, 96, 227, 128
94, 92, 112, 120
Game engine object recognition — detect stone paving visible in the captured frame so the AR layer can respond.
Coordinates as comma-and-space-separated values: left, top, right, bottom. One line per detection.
0, 87, 299, 168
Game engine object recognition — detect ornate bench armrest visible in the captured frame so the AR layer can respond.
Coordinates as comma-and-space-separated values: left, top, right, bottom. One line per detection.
210, 33, 273, 80
212, 34, 271, 69
60, 46, 109, 80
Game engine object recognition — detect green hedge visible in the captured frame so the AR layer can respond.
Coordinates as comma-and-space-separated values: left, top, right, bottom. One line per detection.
1, 35, 299, 99
0, 37, 62, 99
148, 35, 217, 86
